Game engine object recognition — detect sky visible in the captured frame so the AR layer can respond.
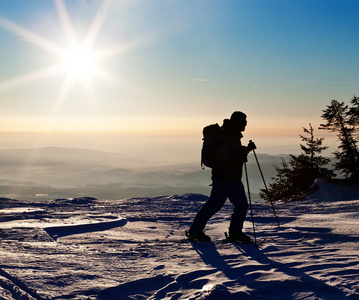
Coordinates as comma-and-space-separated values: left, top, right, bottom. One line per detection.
0, 0, 358, 160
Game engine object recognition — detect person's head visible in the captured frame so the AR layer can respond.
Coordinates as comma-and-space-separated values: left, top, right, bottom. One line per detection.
230, 111, 247, 132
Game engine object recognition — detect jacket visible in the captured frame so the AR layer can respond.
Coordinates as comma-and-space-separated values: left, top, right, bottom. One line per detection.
212, 123, 249, 183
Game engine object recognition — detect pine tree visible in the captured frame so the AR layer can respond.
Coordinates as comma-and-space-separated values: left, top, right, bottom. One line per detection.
319, 98, 359, 178
260, 124, 331, 202
348, 96, 359, 145
299, 123, 330, 169
348, 95, 359, 127
260, 158, 294, 202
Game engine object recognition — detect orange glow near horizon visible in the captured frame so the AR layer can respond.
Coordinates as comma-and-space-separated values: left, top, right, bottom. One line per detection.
0, 116, 334, 138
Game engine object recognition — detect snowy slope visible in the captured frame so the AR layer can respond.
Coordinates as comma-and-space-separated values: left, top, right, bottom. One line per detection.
0, 186, 358, 299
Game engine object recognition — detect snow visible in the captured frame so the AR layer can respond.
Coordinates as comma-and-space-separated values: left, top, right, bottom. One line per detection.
0, 186, 358, 300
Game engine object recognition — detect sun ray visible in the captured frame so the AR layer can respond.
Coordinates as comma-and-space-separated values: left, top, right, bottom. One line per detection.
0, 64, 65, 93
92, 65, 142, 100
91, 65, 125, 87
84, 0, 113, 49
93, 34, 159, 61
0, 15, 64, 57
79, 77, 98, 109
54, 0, 78, 49
54, 74, 77, 110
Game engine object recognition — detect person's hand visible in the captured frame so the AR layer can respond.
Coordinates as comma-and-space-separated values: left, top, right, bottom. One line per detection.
247, 140, 256, 151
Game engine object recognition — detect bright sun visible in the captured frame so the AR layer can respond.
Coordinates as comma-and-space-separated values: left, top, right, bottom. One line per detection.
0, 0, 123, 101
0, 0, 155, 109
62, 46, 96, 79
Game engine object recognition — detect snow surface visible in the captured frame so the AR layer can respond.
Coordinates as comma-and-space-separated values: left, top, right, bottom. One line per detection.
0, 185, 358, 299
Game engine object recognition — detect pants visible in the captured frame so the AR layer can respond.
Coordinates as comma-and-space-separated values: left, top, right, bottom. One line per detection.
189, 177, 248, 234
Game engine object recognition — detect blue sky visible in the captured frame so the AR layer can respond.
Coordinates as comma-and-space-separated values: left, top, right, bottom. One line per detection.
0, 0, 358, 156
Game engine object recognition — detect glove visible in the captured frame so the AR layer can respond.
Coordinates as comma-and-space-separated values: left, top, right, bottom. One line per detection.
239, 146, 249, 162
247, 140, 256, 152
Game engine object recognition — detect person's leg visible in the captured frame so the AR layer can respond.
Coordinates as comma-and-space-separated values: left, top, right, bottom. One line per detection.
189, 178, 229, 235
227, 181, 248, 233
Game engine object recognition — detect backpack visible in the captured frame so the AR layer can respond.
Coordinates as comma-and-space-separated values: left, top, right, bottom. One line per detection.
201, 123, 224, 169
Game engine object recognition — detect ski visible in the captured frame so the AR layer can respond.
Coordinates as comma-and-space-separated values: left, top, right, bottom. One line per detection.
184, 230, 260, 245
182, 232, 306, 245
259, 235, 307, 244
275, 235, 307, 243
141, 233, 306, 245
220, 237, 266, 245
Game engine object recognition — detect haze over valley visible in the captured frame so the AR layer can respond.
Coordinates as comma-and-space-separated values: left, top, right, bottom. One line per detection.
0, 146, 285, 202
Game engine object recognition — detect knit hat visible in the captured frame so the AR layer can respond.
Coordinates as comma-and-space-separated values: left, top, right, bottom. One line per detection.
230, 111, 247, 122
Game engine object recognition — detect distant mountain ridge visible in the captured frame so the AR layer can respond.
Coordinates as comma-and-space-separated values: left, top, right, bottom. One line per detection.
0, 146, 287, 201
0, 146, 144, 168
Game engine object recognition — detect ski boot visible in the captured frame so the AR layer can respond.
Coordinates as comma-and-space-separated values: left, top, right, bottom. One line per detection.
185, 230, 211, 242
226, 231, 252, 243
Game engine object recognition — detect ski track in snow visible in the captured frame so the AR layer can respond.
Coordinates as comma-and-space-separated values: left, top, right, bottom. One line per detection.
0, 189, 358, 300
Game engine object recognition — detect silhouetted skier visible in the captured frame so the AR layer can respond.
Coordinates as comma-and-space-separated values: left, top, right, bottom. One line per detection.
187, 111, 256, 242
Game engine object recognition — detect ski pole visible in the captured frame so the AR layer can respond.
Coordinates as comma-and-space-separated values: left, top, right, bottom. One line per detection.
251, 147, 280, 227
244, 162, 257, 245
